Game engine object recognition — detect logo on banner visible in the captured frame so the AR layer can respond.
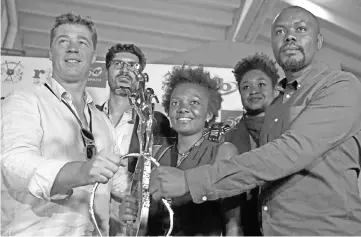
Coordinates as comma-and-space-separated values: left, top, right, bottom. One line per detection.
221, 110, 244, 127
87, 62, 107, 88
217, 78, 238, 96
32, 69, 52, 85
1, 61, 24, 84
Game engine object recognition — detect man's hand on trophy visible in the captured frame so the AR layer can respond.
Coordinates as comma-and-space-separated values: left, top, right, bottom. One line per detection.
77, 150, 124, 186
149, 166, 190, 200
118, 195, 138, 223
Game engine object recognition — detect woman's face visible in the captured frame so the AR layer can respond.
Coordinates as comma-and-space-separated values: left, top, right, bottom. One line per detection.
238, 69, 276, 116
168, 83, 213, 136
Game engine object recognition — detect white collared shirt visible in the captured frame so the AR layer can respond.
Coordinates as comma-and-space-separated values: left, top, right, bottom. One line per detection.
1, 77, 116, 236
101, 101, 134, 197
102, 101, 135, 158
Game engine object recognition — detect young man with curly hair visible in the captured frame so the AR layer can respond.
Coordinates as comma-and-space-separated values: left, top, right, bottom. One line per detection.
96, 43, 173, 235
98, 43, 173, 170
97, 43, 170, 159
225, 52, 279, 235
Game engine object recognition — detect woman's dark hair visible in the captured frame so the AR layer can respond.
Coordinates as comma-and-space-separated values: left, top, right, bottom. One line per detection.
233, 52, 279, 89
162, 64, 223, 123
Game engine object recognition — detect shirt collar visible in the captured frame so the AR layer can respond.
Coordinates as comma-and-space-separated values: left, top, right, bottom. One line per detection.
277, 78, 298, 91
103, 100, 110, 115
46, 77, 94, 106
277, 61, 329, 91
103, 100, 132, 118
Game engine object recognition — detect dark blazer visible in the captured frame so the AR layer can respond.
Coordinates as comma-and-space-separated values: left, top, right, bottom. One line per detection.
96, 103, 175, 173
224, 119, 263, 236
224, 118, 251, 155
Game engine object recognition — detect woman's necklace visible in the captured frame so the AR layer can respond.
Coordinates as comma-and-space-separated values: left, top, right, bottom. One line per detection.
176, 150, 192, 167
176, 132, 208, 167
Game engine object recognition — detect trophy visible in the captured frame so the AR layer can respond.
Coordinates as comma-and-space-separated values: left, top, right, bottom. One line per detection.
89, 64, 173, 236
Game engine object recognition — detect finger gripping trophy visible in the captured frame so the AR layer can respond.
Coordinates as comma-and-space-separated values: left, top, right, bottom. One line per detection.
89, 65, 173, 236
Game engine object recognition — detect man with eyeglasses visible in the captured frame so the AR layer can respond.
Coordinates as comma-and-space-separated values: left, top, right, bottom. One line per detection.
1, 12, 122, 236
96, 43, 173, 234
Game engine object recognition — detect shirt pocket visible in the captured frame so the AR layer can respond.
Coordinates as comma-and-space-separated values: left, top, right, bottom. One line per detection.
282, 106, 304, 131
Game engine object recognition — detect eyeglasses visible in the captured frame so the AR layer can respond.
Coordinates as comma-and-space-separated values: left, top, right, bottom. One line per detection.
80, 128, 97, 160
110, 60, 140, 71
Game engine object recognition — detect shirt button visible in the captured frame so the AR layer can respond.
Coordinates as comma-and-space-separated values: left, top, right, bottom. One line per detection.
202, 196, 207, 201
263, 206, 268, 211
285, 94, 290, 99
274, 118, 278, 122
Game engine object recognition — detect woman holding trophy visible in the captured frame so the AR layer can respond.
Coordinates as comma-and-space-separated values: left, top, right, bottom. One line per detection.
117, 65, 242, 236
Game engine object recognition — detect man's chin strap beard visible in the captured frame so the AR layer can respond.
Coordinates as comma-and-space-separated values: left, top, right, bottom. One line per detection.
117, 92, 128, 97
245, 108, 264, 117
114, 86, 132, 97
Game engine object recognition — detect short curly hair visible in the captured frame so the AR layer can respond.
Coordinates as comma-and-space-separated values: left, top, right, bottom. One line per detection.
105, 43, 146, 72
162, 64, 223, 123
233, 53, 279, 89
50, 12, 97, 49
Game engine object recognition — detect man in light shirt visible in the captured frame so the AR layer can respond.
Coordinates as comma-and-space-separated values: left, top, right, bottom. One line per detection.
97, 43, 172, 161
96, 43, 173, 234
1, 12, 122, 236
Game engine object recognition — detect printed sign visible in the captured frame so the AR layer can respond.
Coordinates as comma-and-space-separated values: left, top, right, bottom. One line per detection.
221, 110, 244, 127
1, 56, 244, 123
87, 62, 107, 88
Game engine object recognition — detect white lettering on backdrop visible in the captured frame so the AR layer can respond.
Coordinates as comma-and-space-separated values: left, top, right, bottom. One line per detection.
1, 56, 244, 125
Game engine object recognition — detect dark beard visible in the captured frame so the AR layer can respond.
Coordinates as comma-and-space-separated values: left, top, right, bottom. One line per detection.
115, 91, 128, 97
279, 45, 306, 72
114, 86, 131, 97
280, 57, 306, 72
110, 73, 136, 97
245, 108, 264, 117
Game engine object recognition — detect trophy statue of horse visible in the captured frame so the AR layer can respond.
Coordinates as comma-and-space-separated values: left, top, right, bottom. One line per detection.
89, 64, 173, 236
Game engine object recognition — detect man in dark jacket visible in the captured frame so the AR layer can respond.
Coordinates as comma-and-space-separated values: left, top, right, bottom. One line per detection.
225, 53, 279, 235
96, 43, 173, 235
97, 43, 173, 170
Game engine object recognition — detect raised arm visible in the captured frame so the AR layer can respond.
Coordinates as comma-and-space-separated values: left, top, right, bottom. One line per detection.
2, 91, 120, 201
1, 91, 71, 200
185, 73, 361, 203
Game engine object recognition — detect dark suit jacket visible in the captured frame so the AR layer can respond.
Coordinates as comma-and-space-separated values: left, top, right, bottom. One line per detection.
96, 103, 174, 173
224, 118, 251, 155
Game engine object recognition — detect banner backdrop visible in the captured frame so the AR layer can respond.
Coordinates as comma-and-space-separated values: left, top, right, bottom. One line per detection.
1, 56, 244, 126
